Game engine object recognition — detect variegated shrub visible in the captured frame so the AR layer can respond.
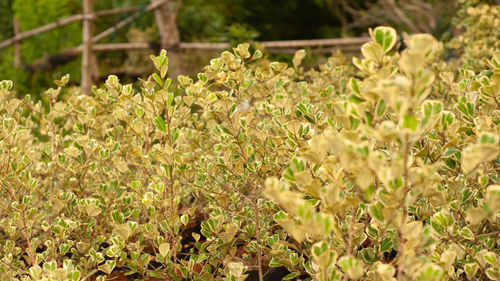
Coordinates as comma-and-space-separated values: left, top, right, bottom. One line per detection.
265, 27, 499, 280
0, 26, 499, 281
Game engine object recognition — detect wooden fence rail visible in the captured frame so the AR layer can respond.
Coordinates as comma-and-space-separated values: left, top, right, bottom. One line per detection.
85, 37, 371, 53
0, 14, 89, 50
29, 37, 369, 72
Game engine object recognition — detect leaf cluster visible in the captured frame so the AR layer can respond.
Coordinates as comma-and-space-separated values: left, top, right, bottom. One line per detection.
0, 26, 499, 281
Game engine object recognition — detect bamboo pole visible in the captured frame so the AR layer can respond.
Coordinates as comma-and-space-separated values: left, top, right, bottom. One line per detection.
81, 0, 94, 95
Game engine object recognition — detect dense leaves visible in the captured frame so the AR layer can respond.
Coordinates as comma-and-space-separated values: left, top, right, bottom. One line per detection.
0, 17, 499, 281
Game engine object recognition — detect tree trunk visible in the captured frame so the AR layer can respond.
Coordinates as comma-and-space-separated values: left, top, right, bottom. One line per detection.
13, 17, 21, 91
151, 0, 184, 80
82, 0, 94, 95
13, 18, 21, 68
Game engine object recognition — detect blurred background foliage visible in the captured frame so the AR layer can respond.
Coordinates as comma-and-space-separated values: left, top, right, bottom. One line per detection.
0, 0, 497, 99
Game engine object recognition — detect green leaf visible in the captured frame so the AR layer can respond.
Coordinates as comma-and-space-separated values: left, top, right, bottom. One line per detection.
98, 260, 116, 275
160, 49, 167, 61
348, 94, 364, 104
443, 147, 460, 158
252, 50, 262, 59
423, 101, 433, 118
292, 49, 306, 68
99, 148, 110, 159
273, 211, 287, 221
275, 79, 284, 89
361, 42, 384, 62
376, 100, 387, 117
171, 127, 180, 143
67, 270, 80, 281
485, 267, 499, 280
369, 203, 384, 222
220, 126, 232, 135
148, 271, 164, 279
370, 26, 397, 53
460, 227, 474, 240
43, 260, 57, 271
166, 92, 174, 108
380, 238, 393, 252
154, 116, 167, 132
338, 255, 363, 280
152, 73, 162, 87
198, 73, 208, 84
312, 242, 328, 257
160, 65, 168, 79
283, 272, 300, 280
403, 114, 418, 131
480, 133, 496, 144
417, 263, 445, 281
267, 234, 279, 247
150, 55, 160, 70
350, 78, 361, 94
180, 214, 189, 226
464, 263, 478, 279
483, 251, 497, 265
159, 243, 170, 257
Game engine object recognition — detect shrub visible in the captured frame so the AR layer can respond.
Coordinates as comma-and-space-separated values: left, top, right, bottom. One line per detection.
447, 0, 500, 71
0, 26, 499, 281
264, 26, 500, 281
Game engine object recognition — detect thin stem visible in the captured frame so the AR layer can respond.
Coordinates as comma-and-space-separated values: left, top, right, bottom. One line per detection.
253, 193, 264, 281
49, 97, 57, 198
341, 206, 358, 281
20, 207, 36, 267
170, 165, 177, 268
397, 137, 410, 280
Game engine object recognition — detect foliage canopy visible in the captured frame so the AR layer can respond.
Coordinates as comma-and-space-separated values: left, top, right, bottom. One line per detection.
0, 2, 499, 281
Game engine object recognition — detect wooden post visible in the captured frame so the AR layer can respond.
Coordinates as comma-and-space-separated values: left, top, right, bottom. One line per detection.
82, 0, 94, 95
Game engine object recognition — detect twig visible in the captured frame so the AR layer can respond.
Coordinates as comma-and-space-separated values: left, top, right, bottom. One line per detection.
397, 137, 411, 280
253, 193, 264, 281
